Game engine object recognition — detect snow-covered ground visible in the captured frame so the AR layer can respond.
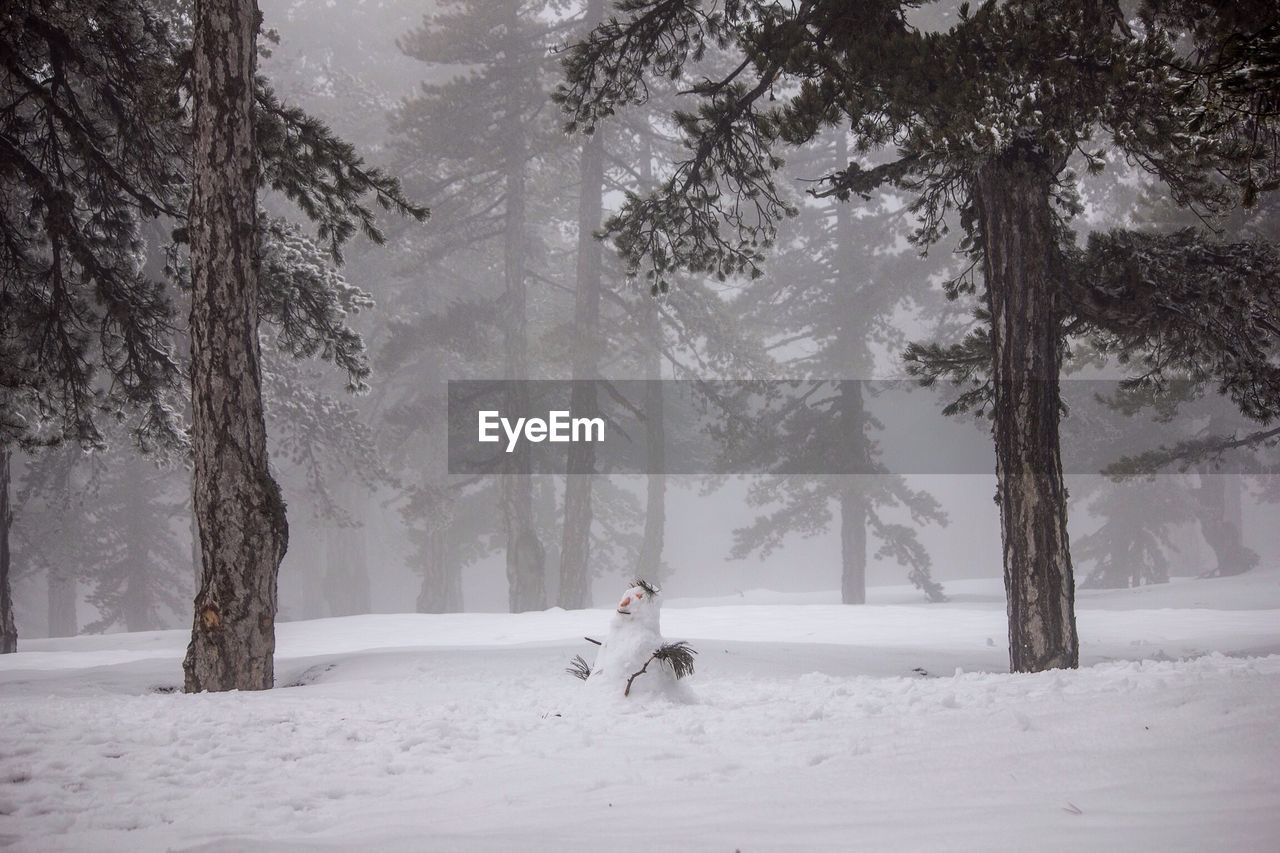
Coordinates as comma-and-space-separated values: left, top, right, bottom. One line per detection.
2, 572, 1279, 852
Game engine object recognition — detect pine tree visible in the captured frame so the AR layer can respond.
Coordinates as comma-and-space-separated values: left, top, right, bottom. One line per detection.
728, 128, 949, 603
1074, 477, 1186, 589
82, 455, 188, 633
2, 0, 425, 653
556, 0, 1280, 672
393, 0, 566, 612
13, 446, 87, 636
559, 0, 609, 610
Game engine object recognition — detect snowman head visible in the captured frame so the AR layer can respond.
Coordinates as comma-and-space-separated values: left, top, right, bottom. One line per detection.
613, 579, 661, 632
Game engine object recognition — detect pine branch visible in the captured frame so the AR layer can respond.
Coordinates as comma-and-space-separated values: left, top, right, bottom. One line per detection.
629, 578, 659, 596
623, 641, 697, 696
566, 654, 592, 681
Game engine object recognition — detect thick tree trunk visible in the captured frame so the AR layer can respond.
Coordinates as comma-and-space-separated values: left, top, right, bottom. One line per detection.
975, 146, 1078, 673
183, 0, 288, 692
0, 447, 16, 653
498, 0, 544, 613
558, 75, 605, 610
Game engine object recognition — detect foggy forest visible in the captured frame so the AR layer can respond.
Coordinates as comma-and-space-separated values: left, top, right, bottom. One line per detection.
1, 0, 1278, 850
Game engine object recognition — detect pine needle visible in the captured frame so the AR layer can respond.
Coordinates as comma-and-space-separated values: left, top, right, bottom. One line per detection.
630, 578, 660, 596
566, 654, 592, 681
654, 641, 698, 679
624, 641, 698, 696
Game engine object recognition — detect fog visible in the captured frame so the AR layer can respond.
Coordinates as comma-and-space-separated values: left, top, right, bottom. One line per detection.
6, 0, 1276, 636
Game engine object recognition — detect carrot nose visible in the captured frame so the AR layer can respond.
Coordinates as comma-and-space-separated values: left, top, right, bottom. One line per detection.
620, 596, 631, 607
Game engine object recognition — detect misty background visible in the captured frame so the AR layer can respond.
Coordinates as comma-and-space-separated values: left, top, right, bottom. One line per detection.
7, 0, 1276, 634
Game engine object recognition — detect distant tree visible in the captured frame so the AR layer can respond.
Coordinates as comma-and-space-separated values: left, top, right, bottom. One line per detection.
81, 455, 188, 633
1074, 477, 1187, 589
558, 0, 1280, 672
393, 0, 566, 612
560, 0, 609, 610
14, 447, 88, 636
729, 129, 949, 603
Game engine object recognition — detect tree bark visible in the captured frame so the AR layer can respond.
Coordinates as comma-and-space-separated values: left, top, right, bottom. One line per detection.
975, 145, 1079, 673
188, 498, 201, 597
558, 59, 605, 609
183, 0, 288, 692
498, 0, 544, 613
0, 447, 16, 653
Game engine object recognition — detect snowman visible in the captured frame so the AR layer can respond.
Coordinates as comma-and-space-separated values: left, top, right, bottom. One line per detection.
574, 580, 696, 700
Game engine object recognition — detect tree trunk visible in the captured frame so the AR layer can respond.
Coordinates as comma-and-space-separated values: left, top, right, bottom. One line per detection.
975, 146, 1078, 673
558, 56, 605, 609
832, 132, 876, 605
0, 447, 16, 653
840, 486, 869, 605
498, 0, 544, 613
1197, 473, 1257, 577
48, 458, 78, 637
635, 320, 667, 583
835, 378, 870, 605
417, 521, 462, 613
323, 486, 371, 616
633, 115, 666, 586
123, 459, 155, 633
47, 570, 77, 637
294, 523, 326, 619
183, 0, 288, 692
323, 527, 370, 616
538, 477, 561, 604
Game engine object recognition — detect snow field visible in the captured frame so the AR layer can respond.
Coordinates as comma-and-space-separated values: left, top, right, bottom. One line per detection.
1, 573, 1278, 852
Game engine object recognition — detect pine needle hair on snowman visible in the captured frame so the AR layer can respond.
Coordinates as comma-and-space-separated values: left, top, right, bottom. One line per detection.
567, 579, 697, 699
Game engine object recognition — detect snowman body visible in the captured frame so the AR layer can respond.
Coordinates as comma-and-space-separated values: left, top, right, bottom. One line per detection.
588, 584, 689, 700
